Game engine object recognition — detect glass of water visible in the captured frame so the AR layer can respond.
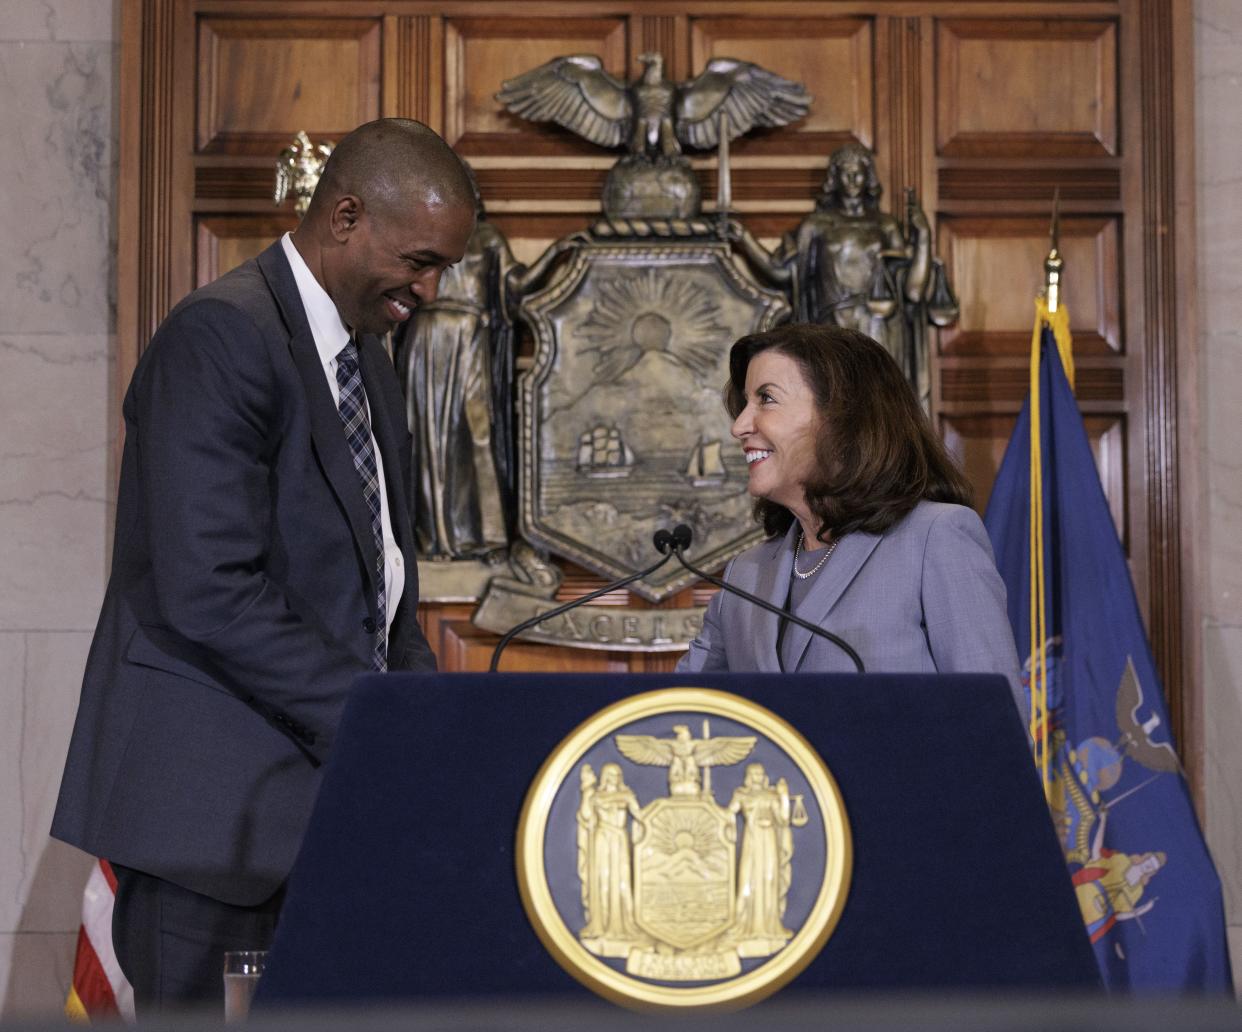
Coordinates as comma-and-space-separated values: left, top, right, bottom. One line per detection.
223, 949, 268, 1022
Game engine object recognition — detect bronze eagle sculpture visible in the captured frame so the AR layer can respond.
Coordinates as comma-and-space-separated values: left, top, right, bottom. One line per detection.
496, 52, 811, 159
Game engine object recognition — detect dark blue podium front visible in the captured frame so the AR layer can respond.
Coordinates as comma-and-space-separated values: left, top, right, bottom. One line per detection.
257, 672, 1099, 1004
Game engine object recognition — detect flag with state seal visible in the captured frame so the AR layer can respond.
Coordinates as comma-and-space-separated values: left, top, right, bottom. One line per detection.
983, 292, 1232, 991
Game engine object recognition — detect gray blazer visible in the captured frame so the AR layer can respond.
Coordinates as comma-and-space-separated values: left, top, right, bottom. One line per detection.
677, 501, 1025, 717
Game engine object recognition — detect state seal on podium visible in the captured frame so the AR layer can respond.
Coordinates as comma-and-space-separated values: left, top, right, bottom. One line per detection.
516, 689, 852, 1010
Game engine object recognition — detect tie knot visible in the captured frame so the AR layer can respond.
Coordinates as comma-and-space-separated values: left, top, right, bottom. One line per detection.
336, 340, 359, 372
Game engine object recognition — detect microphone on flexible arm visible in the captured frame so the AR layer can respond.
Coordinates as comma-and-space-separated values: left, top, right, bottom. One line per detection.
488, 531, 677, 672
666, 524, 866, 674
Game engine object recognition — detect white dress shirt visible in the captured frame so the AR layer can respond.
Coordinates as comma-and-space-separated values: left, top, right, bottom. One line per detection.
280, 233, 404, 641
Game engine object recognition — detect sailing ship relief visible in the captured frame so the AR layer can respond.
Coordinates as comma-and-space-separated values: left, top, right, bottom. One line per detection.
686, 438, 725, 487
578, 425, 636, 478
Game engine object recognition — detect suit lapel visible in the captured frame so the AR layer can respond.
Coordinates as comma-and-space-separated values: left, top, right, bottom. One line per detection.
751, 525, 798, 673
256, 243, 380, 596
786, 527, 882, 672
358, 335, 414, 563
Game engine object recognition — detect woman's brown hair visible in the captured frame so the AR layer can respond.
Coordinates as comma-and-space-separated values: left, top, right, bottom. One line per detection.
726, 322, 972, 541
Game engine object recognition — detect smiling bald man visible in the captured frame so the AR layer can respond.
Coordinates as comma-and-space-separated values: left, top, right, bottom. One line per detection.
52, 119, 476, 1012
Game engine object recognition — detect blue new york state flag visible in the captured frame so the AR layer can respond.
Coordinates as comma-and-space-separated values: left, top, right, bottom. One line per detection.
983, 302, 1232, 991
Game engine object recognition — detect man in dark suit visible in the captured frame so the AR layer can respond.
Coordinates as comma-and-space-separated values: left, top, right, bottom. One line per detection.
51, 119, 476, 1010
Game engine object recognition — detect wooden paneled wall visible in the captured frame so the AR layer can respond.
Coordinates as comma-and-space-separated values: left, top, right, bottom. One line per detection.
116, 1, 1199, 760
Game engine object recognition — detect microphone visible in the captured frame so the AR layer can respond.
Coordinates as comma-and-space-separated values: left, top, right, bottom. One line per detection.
667, 523, 866, 674
489, 532, 676, 672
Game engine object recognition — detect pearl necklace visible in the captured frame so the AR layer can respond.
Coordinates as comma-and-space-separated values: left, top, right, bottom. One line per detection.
793, 532, 839, 579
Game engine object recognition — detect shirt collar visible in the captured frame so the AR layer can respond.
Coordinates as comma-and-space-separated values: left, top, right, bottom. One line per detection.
281, 232, 352, 367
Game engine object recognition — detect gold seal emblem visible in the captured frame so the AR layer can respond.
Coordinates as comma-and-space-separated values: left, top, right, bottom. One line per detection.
516, 688, 852, 1010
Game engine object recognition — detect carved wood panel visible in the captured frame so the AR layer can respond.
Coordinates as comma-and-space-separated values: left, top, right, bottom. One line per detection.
444, 17, 628, 156
935, 18, 1118, 158
196, 18, 381, 156
689, 17, 874, 156
117, 0, 1199, 770
383, 16, 443, 127
196, 215, 297, 286
938, 216, 1122, 356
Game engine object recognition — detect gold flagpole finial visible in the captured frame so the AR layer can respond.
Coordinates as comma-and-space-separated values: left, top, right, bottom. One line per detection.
1044, 187, 1063, 314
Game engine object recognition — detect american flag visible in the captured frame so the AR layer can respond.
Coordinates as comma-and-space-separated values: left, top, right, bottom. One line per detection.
64, 859, 134, 1023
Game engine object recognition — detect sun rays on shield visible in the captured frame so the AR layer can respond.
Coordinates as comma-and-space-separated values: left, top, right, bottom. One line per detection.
578, 268, 730, 383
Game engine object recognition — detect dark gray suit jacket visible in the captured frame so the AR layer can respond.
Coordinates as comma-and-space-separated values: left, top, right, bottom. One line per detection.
677, 501, 1025, 718
52, 241, 435, 905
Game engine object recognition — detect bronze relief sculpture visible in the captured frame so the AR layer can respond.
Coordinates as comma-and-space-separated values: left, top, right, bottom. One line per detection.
275, 58, 958, 650
393, 191, 514, 561
393, 168, 574, 562
732, 143, 958, 408
496, 52, 810, 220
445, 52, 807, 641
506, 228, 788, 611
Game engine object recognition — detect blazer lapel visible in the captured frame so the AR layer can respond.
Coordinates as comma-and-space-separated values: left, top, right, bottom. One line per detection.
256, 243, 380, 596
751, 525, 798, 673
786, 527, 882, 672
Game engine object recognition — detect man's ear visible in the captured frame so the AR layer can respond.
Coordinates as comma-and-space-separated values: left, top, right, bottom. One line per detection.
329, 195, 362, 242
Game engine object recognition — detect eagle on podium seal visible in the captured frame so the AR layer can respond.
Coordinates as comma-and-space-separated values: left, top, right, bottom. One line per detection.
517, 689, 851, 1010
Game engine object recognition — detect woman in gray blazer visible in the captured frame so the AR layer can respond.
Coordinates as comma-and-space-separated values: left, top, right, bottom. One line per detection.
677, 323, 1025, 719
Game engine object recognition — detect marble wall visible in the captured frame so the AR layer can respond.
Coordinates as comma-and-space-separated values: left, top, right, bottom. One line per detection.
0, 0, 116, 1016
1197, 0, 1242, 984
0, 0, 1239, 1016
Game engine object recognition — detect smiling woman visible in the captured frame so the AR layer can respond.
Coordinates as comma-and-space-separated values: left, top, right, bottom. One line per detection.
677, 323, 1025, 720
726, 323, 971, 543
731, 350, 822, 521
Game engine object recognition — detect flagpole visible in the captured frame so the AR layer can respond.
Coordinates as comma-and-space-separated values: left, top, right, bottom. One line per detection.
1041, 189, 1074, 388
1045, 188, 1063, 314
1029, 190, 1068, 794
985, 186, 1232, 993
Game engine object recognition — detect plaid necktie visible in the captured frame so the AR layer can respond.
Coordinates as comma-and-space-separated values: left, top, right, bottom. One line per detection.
334, 341, 387, 671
